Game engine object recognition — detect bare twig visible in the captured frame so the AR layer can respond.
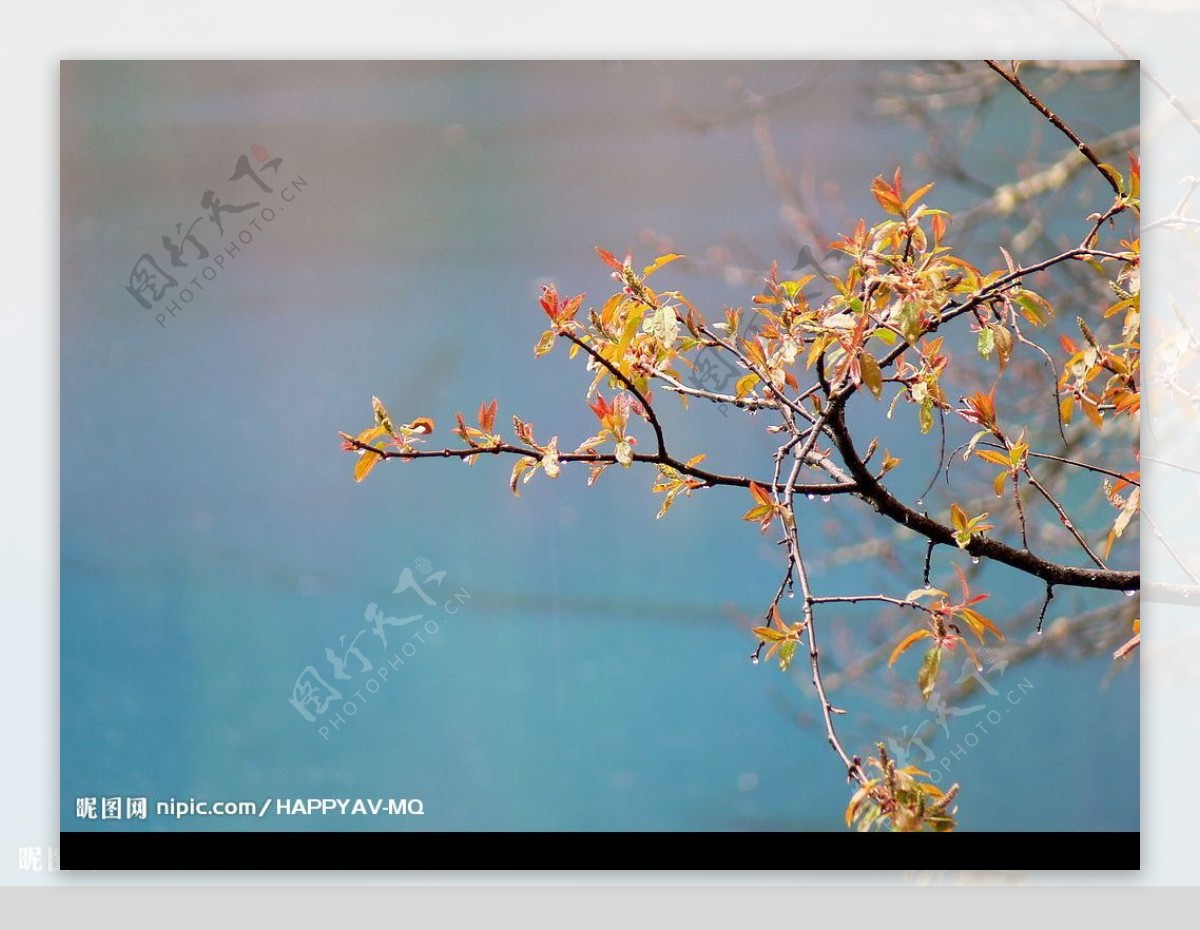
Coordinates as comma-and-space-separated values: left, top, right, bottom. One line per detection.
1023, 469, 1108, 570
1143, 510, 1200, 585
984, 60, 1123, 197
1058, 0, 1200, 139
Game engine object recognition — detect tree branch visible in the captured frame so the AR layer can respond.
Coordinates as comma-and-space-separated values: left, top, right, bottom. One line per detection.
825, 405, 1138, 592
984, 60, 1123, 197
342, 436, 856, 496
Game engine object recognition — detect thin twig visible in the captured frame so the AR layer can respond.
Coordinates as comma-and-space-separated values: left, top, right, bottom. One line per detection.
1143, 510, 1200, 585
558, 330, 668, 457
984, 60, 1123, 197
1023, 470, 1108, 569
809, 594, 934, 616
1058, 0, 1200, 139
1012, 470, 1029, 551
340, 435, 855, 496
1037, 584, 1055, 634
981, 442, 1139, 485
1113, 633, 1140, 661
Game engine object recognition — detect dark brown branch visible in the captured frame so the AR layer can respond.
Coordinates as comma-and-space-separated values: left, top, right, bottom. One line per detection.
557, 330, 668, 457
984, 60, 1123, 197
1036, 584, 1054, 634
342, 436, 856, 496
874, 246, 1095, 373
809, 594, 933, 616
779, 439, 865, 787
825, 405, 1138, 592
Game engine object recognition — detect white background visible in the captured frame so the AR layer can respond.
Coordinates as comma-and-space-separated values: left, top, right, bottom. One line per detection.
1, 0, 1196, 911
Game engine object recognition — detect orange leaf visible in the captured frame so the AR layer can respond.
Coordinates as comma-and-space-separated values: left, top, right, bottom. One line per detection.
956, 607, 1003, 642
889, 629, 933, 667
903, 181, 935, 212
975, 449, 1011, 467
355, 425, 387, 445
596, 246, 624, 271
932, 213, 947, 244
354, 450, 384, 482
479, 399, 498, 432
642, 253, 684, 277
871, 176, 903, 216
952, 563, 972, 602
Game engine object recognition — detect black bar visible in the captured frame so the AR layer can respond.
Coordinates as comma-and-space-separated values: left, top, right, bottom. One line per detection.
61, 830, 1139, 871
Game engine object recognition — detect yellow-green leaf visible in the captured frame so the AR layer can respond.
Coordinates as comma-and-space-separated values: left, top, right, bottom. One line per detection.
1097, 162, 1125, 195
735, 372, 760, 399
541, 438, 561, 479
918, 402, 934, 434
977, 326, 995, 360
860, 351, 884, 399
355, 425, 387, 445
643, 253, 684, 277
509, 456, 537, 496
992, 324, 1013, 371
534, 329, 557, 357
371, 396, 395, 434
918, 647, 942, 700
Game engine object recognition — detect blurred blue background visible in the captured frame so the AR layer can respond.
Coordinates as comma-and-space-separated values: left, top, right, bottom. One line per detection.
61, 61, 1137, 832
